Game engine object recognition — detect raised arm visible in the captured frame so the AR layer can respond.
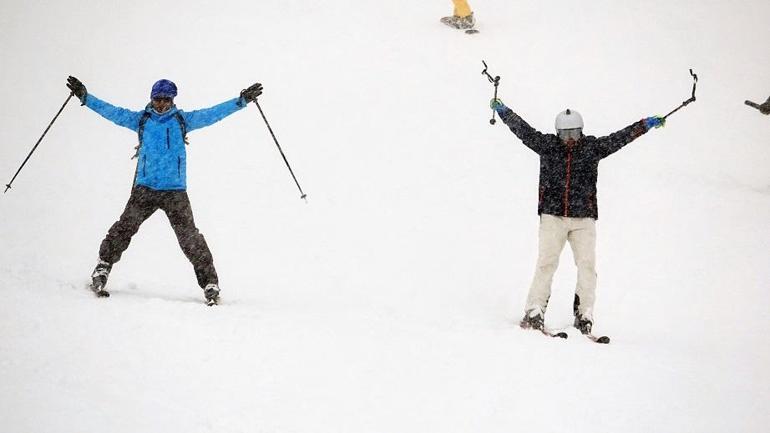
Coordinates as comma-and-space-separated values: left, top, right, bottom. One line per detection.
491, 99, 552, 155
182, 82, 263, 132
67, 76, 142, 131
84, 94, 143, 131
182, 98, 247, 131
593, 116, 664, 159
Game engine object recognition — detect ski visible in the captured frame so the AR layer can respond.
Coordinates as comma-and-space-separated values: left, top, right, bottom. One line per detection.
465, 29, 479, 34
574, 320, 610, 343
519, 320, 568, 339
581, 333, 610, 344
206, 297, 218, 306
745, 100, 760, 110
541, 328, 568, 339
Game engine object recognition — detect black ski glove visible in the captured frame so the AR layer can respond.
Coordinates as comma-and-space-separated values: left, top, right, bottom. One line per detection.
67, 76, 87, 104
240, 82, 263, 103
760, 97, 770, 115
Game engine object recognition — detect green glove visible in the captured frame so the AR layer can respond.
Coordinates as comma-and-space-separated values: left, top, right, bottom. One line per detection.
490, 98, 506, 111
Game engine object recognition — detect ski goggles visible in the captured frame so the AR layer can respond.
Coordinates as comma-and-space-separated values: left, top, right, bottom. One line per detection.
557, 128, 582, 141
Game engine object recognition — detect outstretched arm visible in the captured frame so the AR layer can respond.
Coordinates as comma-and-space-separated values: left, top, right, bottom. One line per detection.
182, 97, 248, 132
84, 94, 144, 132
67, 76, 142, 131
594, 116, 664, 159
492, 99, 551, 155
183, 82, 263, 132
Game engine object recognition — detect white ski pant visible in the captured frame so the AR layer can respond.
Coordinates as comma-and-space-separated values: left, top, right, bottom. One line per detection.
525, 214, 597, 318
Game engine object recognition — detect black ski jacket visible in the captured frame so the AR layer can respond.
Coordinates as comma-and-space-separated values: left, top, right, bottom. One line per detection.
499, 107, 650, 219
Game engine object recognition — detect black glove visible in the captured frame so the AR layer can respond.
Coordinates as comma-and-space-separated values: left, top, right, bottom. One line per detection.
760, 97, 770, 115
240, 82, 263, 103
67, 76, 87, 104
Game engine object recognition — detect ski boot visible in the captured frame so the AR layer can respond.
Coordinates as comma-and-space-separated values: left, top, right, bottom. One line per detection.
572, 294, 593, 334
519, 306, 545, 330
440, 12, 476, 31
90, 259, 112, 297
573, 314, 593, 335
574, 313, 610, 343
203, 283, 220, 306
520, 306, 567, 338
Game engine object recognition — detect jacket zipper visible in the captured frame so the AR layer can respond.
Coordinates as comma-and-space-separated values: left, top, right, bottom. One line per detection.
539, 186, 545, 205
166, 128, 170, 149
142, 156, 146, 177
564, 147, 573, 217
178, 157, 181, 177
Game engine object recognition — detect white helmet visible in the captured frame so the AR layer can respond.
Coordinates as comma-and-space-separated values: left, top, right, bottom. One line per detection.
554, 109, 584, 131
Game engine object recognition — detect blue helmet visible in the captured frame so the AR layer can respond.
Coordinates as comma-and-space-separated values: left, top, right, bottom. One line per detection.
150, 79, 177, 99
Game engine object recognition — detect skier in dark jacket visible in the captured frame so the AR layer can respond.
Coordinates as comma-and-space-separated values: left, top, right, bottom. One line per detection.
490, 98, 665, 334
66, 76, 263, 305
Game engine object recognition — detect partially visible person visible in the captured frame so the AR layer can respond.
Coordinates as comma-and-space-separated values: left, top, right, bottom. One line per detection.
441, 0, 475, 31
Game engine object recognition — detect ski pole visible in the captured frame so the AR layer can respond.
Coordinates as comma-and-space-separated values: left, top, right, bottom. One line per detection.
745, 100, 760, 110
745, 97, 770, 115
663, 69, 698, 120
253, 100, 307, 202
481, 60, 501, 125
4, 92, 75, 193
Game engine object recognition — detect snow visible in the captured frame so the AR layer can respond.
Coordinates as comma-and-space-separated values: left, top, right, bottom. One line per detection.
1, 1, 769, 432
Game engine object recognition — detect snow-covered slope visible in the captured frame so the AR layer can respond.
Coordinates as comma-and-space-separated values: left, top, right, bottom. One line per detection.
1, 1, 769, 432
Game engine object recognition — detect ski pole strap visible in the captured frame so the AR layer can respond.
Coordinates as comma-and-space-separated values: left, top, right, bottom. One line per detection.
481, 61, 501, 125
689, 68, 698, 101
481, 60, 501, 87
664, 69, 698, 120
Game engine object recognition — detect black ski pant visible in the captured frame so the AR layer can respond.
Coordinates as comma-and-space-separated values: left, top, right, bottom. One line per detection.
98, 185, 218, 288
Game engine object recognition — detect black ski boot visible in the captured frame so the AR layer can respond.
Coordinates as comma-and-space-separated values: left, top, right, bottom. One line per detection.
572, 294, 592, 334
574, 315, 593, 335
90, 260, 112, 297
573, 294, 609, 343
204, 283, 220, 306
519, 307, 545, 330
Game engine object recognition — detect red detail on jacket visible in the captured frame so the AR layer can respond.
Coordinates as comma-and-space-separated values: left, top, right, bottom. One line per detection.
564, 145, 574, 217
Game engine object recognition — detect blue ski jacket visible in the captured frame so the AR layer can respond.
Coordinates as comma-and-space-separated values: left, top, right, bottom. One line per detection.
84, 94, 247, 190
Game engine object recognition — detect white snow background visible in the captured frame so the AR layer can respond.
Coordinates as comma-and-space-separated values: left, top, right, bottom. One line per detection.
1, 1, 769, 432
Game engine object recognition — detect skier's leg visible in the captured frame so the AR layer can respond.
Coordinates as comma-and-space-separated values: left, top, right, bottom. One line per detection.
98, 186, 158, 264
525, 214, 569, 314
452, 0, 472, 17
567, 217, 597, 320
160, 191, 218, 289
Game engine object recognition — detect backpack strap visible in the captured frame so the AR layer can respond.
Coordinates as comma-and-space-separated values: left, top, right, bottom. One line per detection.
131, 112, 152, 160
174, 112, 189, 145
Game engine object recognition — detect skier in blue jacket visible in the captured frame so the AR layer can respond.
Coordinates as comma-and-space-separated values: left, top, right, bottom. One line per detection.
67, 76, 263, 305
